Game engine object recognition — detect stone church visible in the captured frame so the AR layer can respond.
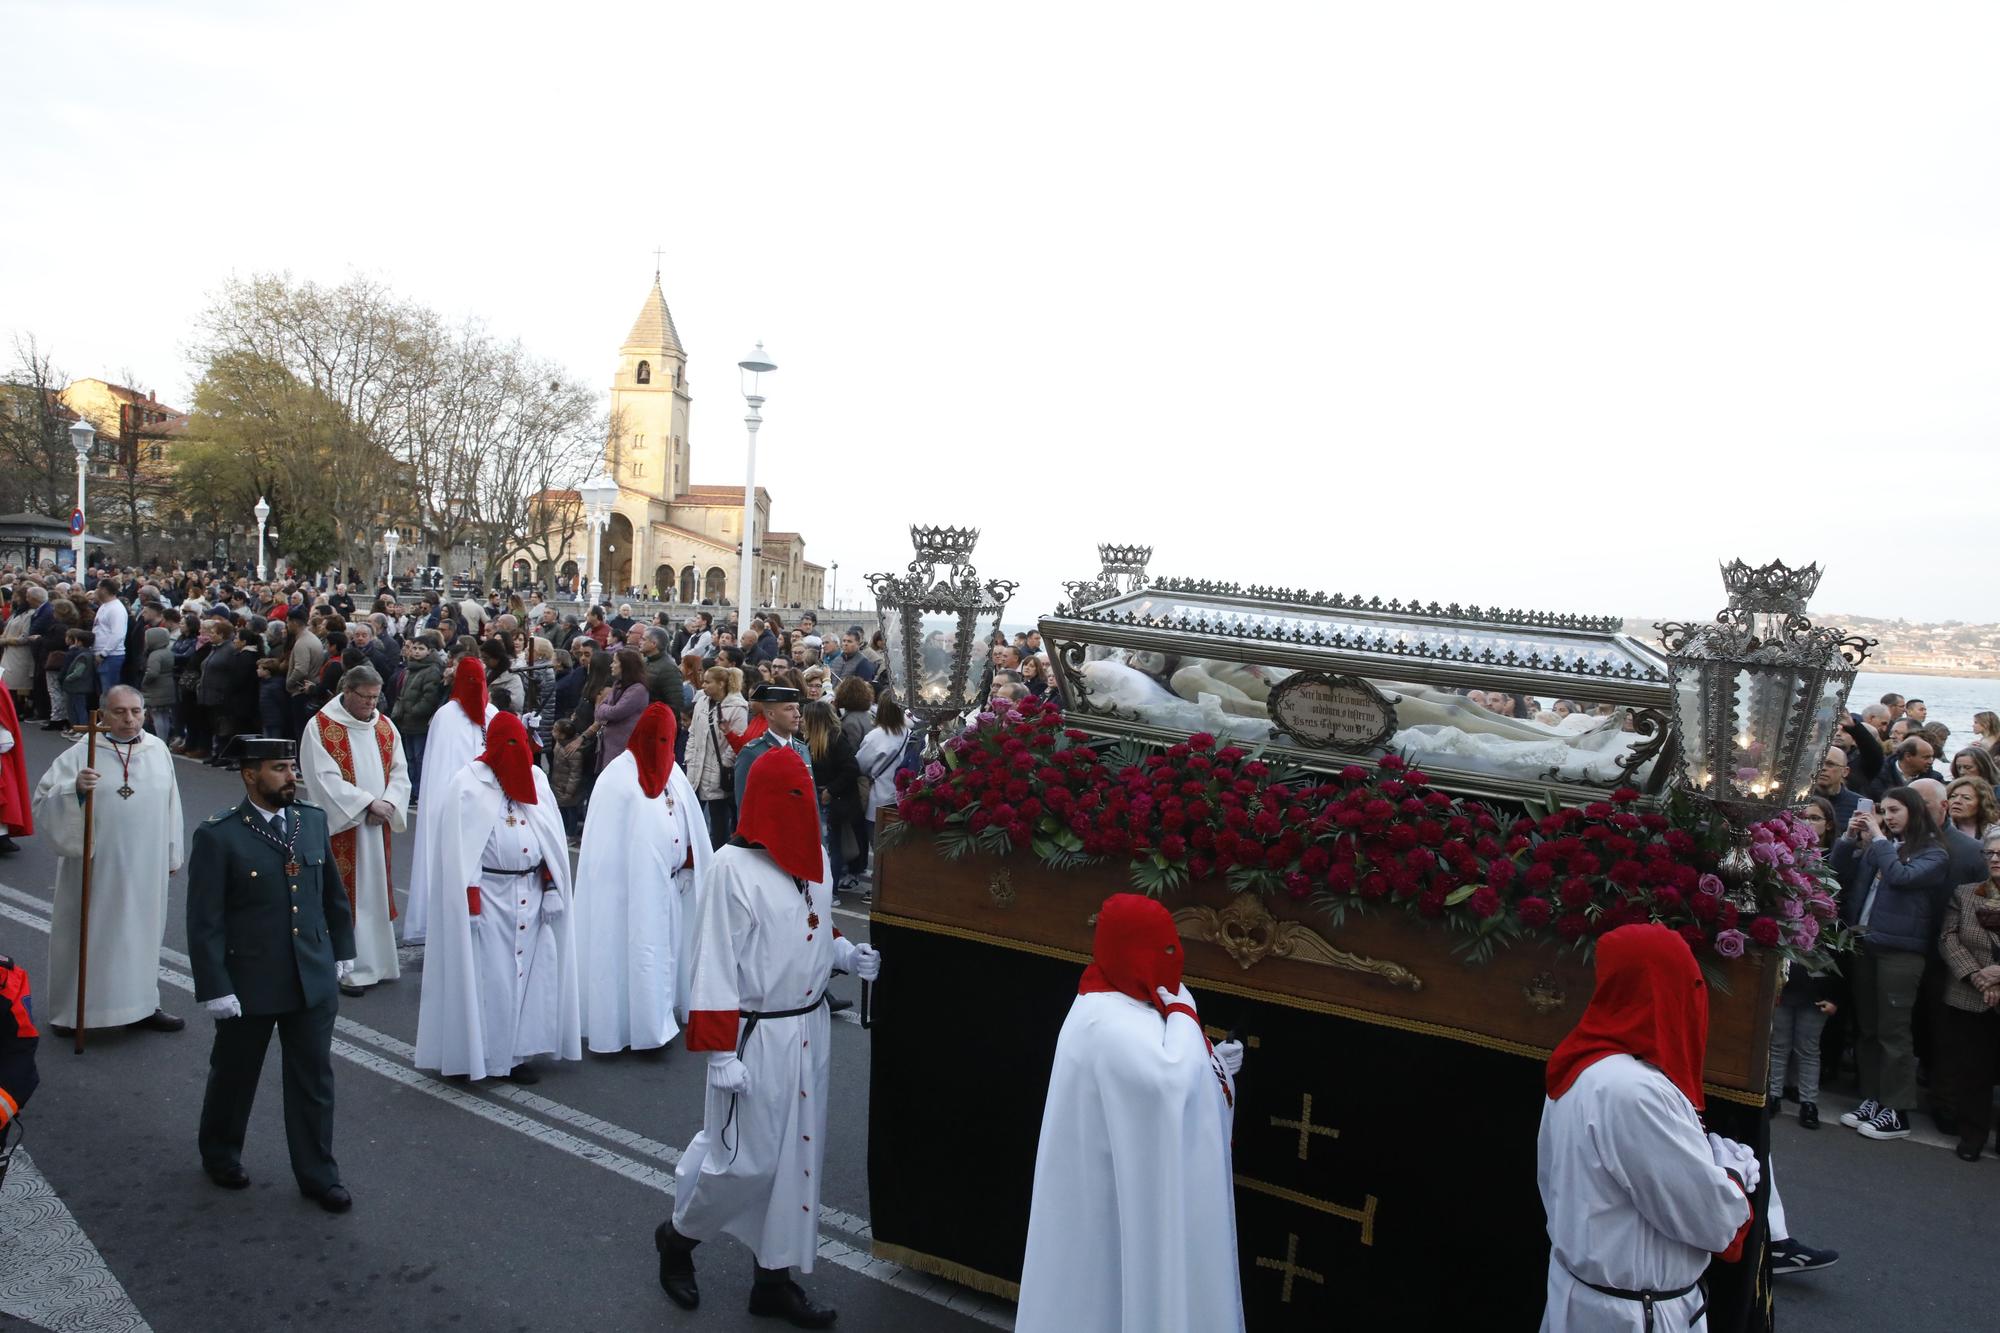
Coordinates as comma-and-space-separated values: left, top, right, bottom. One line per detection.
552, 276, 822, 607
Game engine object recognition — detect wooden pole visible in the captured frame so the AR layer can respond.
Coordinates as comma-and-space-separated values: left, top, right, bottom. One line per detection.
73, 708, 101, 1055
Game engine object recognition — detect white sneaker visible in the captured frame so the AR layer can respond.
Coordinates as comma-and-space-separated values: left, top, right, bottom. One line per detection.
1838, 1098, 1880, 1129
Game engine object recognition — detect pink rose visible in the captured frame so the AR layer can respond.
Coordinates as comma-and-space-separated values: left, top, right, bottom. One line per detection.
1713, 929, 1747, 959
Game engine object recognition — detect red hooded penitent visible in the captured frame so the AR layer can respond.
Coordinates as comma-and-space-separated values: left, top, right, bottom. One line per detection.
450, 655, 489, 726
628, 703, 678, 799
477, 711, 540, 805
1545, 922, 1710, 1111
1079, 893, 1185, 1016
735, 747, 822, 881
0, 686, 30, 837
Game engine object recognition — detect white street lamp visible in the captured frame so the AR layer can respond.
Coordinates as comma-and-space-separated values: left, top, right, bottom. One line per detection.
736, 341, 776, 638
68, 418, 95, 574
383, 528, 400, 589
830, 561, 838, 612
253, 495, 271, 582
577, 471, 620, 609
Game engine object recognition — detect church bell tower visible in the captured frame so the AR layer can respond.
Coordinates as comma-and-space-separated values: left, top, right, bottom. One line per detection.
609, 274, 692, 502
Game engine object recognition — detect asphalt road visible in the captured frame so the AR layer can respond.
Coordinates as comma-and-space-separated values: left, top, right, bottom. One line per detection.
0, 723, 1993, 1332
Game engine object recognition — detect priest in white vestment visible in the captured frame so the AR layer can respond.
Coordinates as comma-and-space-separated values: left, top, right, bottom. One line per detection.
655, 747, 881, 1328
1016, 892, 1246, 1333
574, 703, 711, 1052
299, 664, 410, 992
32, 685, 186, 1032
402, 655, 496, 945
1538, 923, 1757, 1333
413, 711, 579, 1083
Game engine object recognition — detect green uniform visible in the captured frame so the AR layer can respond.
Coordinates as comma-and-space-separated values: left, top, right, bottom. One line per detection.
187, 798, 354, 1193
733, 731, 813, 812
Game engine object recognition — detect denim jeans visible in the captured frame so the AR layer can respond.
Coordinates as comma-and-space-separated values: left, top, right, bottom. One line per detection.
96, 655, 123, 699
1768, 995, 1831, 1103
149, 707, 176, 743
404, 731, 427, 801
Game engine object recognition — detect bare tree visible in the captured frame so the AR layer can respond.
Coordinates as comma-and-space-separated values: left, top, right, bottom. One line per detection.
0, 336, 78, 517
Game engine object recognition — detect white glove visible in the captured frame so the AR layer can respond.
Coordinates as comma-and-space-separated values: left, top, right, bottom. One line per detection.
706, 1052, 750, 1094
1214, 1039, 1245, 1077
205, 994, 243, 1019
1707, 1133, 1761, 1192
540, 889, 565, 921
851, 943, 882, 981
335, 959, 355, 981
1155, 984, 1198, 1017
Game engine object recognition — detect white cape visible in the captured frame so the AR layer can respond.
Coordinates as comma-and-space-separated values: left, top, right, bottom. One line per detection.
402, 697, 497, 943
1537, 1054, 1752, 1333
1016, 989, 1244, 1333
300, 697, 410, 985
573, 751, 712, 1052
32, 733, 184, 1027
413, 762, 580, 1080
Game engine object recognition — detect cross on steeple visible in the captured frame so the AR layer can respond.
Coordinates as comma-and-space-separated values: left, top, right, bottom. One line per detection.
652, 245, 665, 280
1254, 1232, 1326, 1304
1270, 1092, 1340, 1161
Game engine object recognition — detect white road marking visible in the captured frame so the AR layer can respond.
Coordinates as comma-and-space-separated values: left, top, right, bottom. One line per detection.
0, 1148, 152, 1332
0, 883, 1008, 1328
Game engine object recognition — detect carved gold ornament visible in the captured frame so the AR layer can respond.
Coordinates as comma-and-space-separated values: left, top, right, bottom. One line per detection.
1173, 893, 1423, 990
1523, 972, 1567, 1014
988, 868, 1016, 909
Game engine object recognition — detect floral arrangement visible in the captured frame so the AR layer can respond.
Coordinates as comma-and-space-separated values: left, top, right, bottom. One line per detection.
889, 696, 1851, 972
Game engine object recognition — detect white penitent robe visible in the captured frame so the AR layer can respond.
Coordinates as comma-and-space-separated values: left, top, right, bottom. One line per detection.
573, 752, 712, 1052
1016, 990, 1244, 1333
413, 762, 580, 1080
402, 698, 497, 944
32, 733, 184, 1028
1537, 1054, 1753, 1333
673, 844, 837, 1271
301, 697, 411, 985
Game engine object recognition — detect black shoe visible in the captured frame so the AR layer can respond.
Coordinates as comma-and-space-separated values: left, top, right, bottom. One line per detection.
205, 1163, 250, 1190
655, 1222, 699, 1310
301, 1183, 353, 1213
748, 1278, 837, 1327
0, 836, 18, 856
339, 981, 366, 998
1766, 1095, 1782, 1114
128, 1008, 185, 1033
1769, 1239, 1839, 1275
1933, 1108, 1960, 1137
1798, 1102, 1820, 1130
827, 996, 854, 1014
507, 1063, 540, 1085
1955, 1141, 1983, 1162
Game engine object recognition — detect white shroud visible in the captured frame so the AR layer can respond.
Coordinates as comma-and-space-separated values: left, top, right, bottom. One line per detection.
573, 750, 712, 1052
401, 698, 497, 944
300, 696, 411, 985
413, 761, 580, 1080
1537, 1054, 1752, 1333
673, 843, 836, 1271
32, 733, 184, 1027
1016, 989, 1244, 1333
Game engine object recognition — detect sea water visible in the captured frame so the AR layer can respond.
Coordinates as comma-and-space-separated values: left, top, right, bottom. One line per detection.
1853, 672, 1995, 753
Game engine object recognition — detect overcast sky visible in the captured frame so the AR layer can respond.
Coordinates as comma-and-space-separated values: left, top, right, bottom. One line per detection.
4, 1, 1995, 624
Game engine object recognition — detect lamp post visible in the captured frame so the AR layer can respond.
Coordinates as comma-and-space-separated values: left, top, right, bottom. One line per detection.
68, 418, 95, 573
383, 528, 400, 590
736, 341, 776, 640
1659, 560, 1875, 893
830, 561, 838, 611
577, 471, 619, 609
254, 496, 271, 582
869, 525, 1018, 757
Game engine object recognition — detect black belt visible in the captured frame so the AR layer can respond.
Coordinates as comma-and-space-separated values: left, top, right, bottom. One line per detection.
481, 861, 548, 879
718, 991, 829, 1164
1565, 1265, 1706, 1333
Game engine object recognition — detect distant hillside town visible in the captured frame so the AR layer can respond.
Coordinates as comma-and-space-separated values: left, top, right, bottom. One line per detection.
1622, 615, 2000, 678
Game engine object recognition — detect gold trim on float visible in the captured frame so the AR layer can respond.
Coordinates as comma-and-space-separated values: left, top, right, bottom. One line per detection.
1173, 892, 1423, 989
866, 909, 1767, 1107
868, 1240, 1020, 1303
1236, 1174, 1378, 1246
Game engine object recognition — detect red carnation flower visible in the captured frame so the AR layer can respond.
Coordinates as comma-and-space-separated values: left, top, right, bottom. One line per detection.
1555, 912, 1591, 940
1748, 916, 1782, 947
1378, 754, 1406, 771
1160, 834, 1188, 860
1559, 877, 1594, 908
1677, 924, 1707, 952
1469, 887, 1502, 918
1610, 786, 1642, 805
1516, 896, 1553, 927
1417, 889, 1447, 918
1340, 765, 1367, 782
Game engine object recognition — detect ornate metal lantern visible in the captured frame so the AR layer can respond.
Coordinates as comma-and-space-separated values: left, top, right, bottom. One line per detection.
1061, 543, 1153, 611
869, 525, 1018, 740
1658, 560, 1875, 827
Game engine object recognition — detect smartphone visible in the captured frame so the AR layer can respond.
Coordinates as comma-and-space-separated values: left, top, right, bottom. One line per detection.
1855, 798, 1875, 816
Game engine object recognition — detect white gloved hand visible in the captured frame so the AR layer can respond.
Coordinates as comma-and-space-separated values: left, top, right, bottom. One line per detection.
706, 1053, 750, 1094
335, 959, 355, 981
205, 994, 243, 1019
1214, 1039, 1245, 1077
1155, 984, 1198, 1017
851, 943, 882, 981
1707, 1133, 1760, 1192
832, 934, 857, 973
540, 889, 565, 921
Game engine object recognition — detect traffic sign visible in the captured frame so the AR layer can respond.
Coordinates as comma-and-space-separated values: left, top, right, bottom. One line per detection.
69, 509, 84, 536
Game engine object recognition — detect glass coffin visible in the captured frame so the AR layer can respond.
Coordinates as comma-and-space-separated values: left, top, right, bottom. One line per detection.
1042, 579, 1675, 804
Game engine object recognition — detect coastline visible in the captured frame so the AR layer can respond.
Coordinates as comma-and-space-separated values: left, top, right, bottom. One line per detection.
1860, 664, 2000, 681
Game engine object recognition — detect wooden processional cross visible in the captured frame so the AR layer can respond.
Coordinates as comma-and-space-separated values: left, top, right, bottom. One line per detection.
70, 710, 116, 1055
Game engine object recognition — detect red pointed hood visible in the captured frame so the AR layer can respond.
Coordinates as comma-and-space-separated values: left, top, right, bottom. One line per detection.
450, 655, 489, 725
1079, 893, 1185, 1015
630, 703, 678, 799
735, 747, 822, 881
1547, 922, 1710, 1110
477, 711, 540, 805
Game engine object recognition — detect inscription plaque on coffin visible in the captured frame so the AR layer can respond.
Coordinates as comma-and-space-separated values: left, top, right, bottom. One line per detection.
1266, 672, 1397, 750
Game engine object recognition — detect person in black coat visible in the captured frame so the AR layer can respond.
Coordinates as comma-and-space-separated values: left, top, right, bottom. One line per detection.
186, 736, 357, 1211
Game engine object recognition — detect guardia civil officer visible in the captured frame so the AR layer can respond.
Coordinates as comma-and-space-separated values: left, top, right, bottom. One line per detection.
187, 736, 358, 1212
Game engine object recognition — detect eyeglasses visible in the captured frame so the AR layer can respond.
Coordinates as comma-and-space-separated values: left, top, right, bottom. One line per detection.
1986, 849, 2000, 861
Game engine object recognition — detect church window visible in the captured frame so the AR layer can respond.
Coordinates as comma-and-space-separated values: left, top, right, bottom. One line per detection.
674, 365, 683, 388
636, 360, 652, 384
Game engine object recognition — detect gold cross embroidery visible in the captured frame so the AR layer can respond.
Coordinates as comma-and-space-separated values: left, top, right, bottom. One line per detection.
1254, 1232, 1325, 1304
1271, 1093, 1339, 1161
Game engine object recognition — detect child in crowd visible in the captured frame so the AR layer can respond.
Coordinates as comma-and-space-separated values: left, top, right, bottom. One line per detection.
550, 718, 588, 843
58, 629, 96, 731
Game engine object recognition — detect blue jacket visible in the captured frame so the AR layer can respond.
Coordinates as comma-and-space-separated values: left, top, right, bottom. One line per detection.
1836, 836, 1951, 955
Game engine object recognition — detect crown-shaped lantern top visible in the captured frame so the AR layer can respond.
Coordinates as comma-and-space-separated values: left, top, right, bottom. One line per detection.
1097, 544, 1153, 577
1719, 558, 1823, 616
909, 525, 982, 578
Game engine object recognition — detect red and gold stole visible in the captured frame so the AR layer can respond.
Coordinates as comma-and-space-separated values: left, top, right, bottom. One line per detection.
313, 711, 399, 921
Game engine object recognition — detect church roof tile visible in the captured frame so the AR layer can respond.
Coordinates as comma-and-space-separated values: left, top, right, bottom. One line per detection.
623, 279, 685, 357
